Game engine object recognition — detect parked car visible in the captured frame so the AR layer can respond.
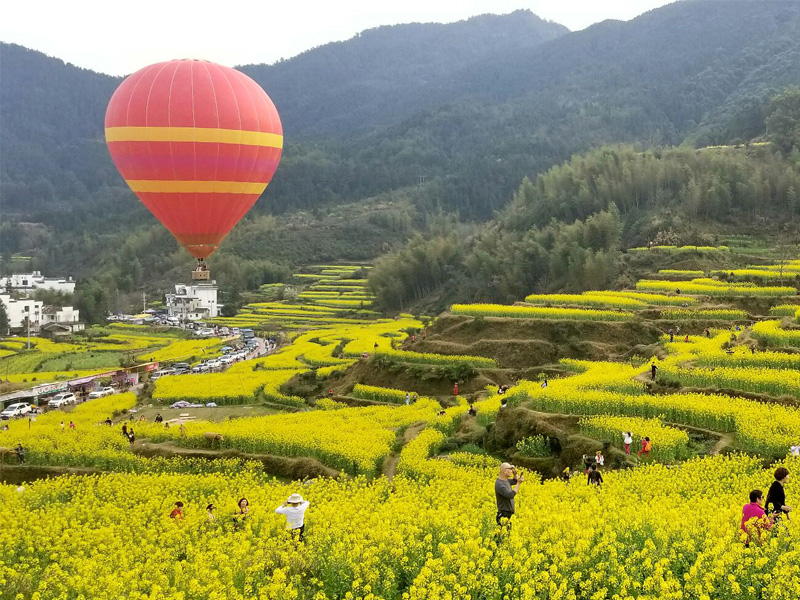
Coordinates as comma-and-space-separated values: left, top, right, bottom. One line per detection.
171, 362, 190, 371
195, 327, 215, 337
205, 359, 221, 370
1, 403, 33, 419
192, 363, 209, 373
150, 369, 175, 381
218, 355, 234, 365
220, 346, 234, 354
172, 367, 191, 375
48, 393, 77, 408
231, 327, 241, 335
88, 387, 115, 399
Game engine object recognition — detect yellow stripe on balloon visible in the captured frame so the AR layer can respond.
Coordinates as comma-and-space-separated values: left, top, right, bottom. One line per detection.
105, 126, 283, 149
126, 180, 269, 194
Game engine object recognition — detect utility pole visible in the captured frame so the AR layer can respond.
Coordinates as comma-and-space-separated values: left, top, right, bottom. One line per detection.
26, 316, 30, 350
142, 291, 146, 313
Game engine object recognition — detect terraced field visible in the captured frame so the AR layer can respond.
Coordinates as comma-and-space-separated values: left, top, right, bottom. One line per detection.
2, 259, 799, 599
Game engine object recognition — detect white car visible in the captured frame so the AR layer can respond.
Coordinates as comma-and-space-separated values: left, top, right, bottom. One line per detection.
48, 393, 76, 408
150, 369, 175, 381
191, 363, 208, 373
195, 327, 215, 338
218, 355, 235, 365
1, 403, 33, 419
88, 387, 115, 399
205, 359, 221, 370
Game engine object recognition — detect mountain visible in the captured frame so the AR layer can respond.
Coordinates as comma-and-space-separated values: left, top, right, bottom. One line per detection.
2, 1, 800, 311
239, 11, 568, 136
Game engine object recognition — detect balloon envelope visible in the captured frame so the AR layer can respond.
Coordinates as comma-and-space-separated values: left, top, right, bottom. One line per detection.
105, 59, 282, 259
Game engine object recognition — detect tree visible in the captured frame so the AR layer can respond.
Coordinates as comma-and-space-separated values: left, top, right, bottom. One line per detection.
0, 299, 8, 335
766, 86, 800, 154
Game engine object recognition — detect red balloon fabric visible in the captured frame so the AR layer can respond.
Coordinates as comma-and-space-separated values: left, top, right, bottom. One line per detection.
105, 59, 282, 259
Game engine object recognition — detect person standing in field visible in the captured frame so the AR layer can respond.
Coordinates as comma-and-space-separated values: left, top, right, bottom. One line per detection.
495, 463, 524, 526
623, 431, 633, 455
122, 424, 128, 438
587, 464, 603, 487
650, 363, 658, 380
405, 392, 410, 406
595, 450, 604, 468
454, 382, 459, 396
765, 467, 791, 524
669, 329, 674, 343
741, 489, 771, 546
275, 493, 310, 542
637, 437, 652, 460
233, 497, 250, 528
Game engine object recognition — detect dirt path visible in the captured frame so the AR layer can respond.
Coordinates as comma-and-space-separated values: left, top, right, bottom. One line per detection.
709, 432, 736, 455
382, 421, 427, 481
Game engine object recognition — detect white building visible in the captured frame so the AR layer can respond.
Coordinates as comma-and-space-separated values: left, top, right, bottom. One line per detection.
165, 282, 220, 321
41, 305, 84, 333
0, 271, 76, 295
0, 293, 43, 332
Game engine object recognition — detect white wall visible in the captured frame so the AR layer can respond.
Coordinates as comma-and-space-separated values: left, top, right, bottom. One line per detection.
0, 294, 43, 330
0, 272, 76, 295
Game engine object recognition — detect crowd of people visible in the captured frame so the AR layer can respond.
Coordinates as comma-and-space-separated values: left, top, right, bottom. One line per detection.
497, 459, 792, 545
169, 494, 310, 542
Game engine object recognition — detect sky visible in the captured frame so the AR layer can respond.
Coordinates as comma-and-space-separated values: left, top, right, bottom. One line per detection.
1, 0, 677, 76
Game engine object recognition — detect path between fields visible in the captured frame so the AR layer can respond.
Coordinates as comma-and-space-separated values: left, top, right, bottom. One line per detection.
382, 421, 427, 481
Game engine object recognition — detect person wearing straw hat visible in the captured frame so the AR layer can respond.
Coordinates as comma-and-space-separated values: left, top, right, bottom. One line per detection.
275, 493, 310, 542
495, 463, 524, 526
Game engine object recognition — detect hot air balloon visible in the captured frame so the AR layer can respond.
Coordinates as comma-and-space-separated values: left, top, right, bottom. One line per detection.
105, 59, 282, 279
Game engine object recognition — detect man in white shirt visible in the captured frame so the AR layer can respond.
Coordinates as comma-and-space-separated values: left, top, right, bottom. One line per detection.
275, 493, 310, 542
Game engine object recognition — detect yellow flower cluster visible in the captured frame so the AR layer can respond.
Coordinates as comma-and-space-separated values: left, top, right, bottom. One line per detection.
628, 245, 730, 252
752, 319, 800, 347
374, 348, 497, 368
582, 290, 698, 306
523, 293, 647, 308
152, 369, 306, 406
660, 308, 747, 320
451, 303, 634, 321
352, 384, 411, 404
637, 278, 797, 296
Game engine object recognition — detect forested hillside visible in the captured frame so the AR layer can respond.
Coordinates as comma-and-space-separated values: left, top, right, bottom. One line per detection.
369, 144, 800, 311
3, 1, 800, 316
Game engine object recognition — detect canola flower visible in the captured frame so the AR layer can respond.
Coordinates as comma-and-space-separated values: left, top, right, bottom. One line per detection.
450, 303, 634, 321
374, 348, 497, 368
352, 384, 411, 404
752, 319, 800, 347
660, 308, 748, 321
152, 369, 307, 406
523, 293, 647, 309
658, 362, 800, 400
769, 304, 800, 316
637, 279, 797, 297
581, 290, 698, 306
628, 244, 730, 253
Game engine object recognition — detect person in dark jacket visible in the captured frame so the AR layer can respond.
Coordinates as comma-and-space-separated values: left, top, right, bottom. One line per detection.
495, 463, 524, 525
588, 463, 603, 487
765, 467, 791, 524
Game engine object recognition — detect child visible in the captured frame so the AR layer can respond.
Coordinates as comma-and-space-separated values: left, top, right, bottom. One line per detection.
169, 502, 184, 520
595, 451, 605, 467
637, 437, 652, 460
623, 431, 633, 455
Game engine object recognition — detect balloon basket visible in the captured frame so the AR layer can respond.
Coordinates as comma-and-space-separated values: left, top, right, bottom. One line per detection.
192, 270, 211, 281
